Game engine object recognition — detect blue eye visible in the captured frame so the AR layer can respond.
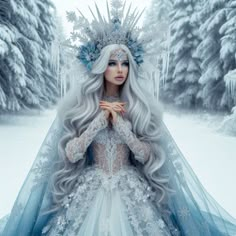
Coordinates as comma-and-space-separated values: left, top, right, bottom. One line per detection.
108, 60, 129, 67
122, 61, 129, 67
108, 61, 116, 66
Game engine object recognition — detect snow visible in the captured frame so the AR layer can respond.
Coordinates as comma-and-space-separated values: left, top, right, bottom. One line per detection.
163, 110, 236, 219
0, 110, 56, 219
0, 109, 236, 221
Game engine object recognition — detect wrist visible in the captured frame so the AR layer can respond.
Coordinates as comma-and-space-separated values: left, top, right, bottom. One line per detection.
99, 110, 109, 127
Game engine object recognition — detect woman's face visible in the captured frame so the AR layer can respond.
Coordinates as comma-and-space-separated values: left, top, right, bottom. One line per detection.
104, 49, 129, 86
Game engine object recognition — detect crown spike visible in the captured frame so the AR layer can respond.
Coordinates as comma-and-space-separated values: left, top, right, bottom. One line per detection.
77, 8, 86, 18
122, 3, 132, 28
106, 0, 111, 22
131, 8, 145, 30
88, 6, 99, 23
127, 10, 139, 29
76, 8, 90, 25
121, 0, 126, 20
129, 7, 139, 25
95, 3, 105, 25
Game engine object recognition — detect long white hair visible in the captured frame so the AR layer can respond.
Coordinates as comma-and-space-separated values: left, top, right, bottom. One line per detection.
51, 44, 169, 210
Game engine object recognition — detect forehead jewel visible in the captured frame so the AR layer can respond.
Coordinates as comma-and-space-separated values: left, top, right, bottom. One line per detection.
110, 49, 128, 62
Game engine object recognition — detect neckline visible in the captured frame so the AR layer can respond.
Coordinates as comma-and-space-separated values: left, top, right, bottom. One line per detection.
102, 94, 120, 101
103, 94, 119, 98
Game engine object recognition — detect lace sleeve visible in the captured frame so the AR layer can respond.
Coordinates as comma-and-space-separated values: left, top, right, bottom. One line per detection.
65, 111, 108, 163
113, 115, 151, 164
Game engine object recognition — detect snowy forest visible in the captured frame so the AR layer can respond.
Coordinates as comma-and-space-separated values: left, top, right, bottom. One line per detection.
0, 0, 236, 133
0, 0, 59, 112
144, 0, 236, 134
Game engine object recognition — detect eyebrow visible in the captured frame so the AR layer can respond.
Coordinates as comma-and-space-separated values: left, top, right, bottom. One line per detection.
108, 59, 129, 63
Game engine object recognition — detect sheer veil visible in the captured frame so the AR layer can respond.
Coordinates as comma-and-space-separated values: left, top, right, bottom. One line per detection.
1, 76, 236, 235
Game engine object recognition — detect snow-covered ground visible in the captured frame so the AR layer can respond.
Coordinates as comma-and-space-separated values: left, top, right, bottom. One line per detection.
163, 110, 236, 219
0, 110, 56, 219
0, 109, 236, 220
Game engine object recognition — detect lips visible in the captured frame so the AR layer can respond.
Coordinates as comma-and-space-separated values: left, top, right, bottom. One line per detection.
115, 76, 124, 81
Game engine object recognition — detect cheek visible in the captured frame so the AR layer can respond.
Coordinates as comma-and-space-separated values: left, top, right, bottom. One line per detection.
104, 67, 113, 79
124, 67, 129, 76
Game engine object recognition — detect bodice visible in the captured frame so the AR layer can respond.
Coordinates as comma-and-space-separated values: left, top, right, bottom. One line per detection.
65, 94, 150, 175
91, 118, 132, 174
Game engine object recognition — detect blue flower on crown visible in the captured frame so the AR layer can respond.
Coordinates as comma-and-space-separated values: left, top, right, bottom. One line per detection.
127, 37, 144, 65
77, 41, 100, 71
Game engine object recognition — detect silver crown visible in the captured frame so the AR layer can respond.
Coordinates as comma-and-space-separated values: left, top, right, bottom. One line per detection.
66, 0, 152, 71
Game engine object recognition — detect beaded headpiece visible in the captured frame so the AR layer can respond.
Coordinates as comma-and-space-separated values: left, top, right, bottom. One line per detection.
66, 0, 153, 71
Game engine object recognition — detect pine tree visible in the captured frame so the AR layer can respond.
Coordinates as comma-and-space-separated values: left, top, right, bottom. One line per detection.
220, 68, 236, 135
143, 0, 174, 100
163, 0, 202, 108
0, 0, 58, 112
219, 0, 236, 109
196, 0, 227, 110
220, 0, 236, 72
36, 0, 58, 107
0, 0, 26, 111
11, 0, 45, 109
144, 0, 173, 47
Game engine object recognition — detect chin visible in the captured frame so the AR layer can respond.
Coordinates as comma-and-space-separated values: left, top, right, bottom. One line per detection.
113, 79, 126, 85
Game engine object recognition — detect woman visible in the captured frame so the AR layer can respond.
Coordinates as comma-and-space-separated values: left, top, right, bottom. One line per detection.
42, 44, 171, 235
2, 2, 236, 236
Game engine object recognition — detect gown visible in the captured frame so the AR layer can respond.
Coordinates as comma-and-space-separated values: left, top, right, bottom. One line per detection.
42, 107, 173, 236
1, 96, 236, 236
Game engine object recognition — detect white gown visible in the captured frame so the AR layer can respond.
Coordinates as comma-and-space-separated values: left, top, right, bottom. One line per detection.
43, 105, 173, 235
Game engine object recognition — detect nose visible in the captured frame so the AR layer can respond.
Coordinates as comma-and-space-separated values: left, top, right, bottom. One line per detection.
117, 63, 122, 73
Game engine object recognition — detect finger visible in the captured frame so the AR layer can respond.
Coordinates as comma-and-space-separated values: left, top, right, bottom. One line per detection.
100, 101, 109, 104
112, 103, 123, 109
113, 102, 125, 107
100, 104, 113, 109
101, 102, 113, 107
112, 105, 124, 112
103, 106, 114, 112
112, 104, 125, 112
115, 103, 126, 110
113, 105, 126, 113
101, 102, 125, 113
111, 109, 118, 123
112, 108, 122, 112
118, 102, 126, 105
100, 104, 110, 108
100, 103, 111, 108
100, 101, 112, 106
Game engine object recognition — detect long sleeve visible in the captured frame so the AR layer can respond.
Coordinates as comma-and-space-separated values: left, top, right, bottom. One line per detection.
65, 111, 108, 163
113, 115, 151, 164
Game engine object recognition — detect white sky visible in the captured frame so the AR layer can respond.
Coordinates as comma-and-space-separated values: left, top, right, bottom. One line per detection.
51, 0, 151, 37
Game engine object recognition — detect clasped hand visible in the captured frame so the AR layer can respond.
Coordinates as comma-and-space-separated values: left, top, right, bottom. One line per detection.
99, 101, 126, 123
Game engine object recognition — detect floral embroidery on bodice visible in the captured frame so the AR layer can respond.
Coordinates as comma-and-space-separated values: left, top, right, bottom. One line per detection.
92, 95, 132, 174
91, 117, 132, 174
65, 95, 151, 170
